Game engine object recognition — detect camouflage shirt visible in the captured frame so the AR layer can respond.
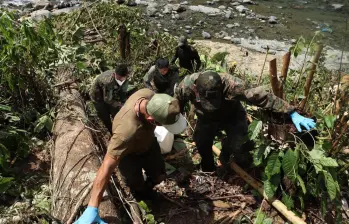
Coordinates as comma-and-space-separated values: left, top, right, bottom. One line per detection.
90, 70, 134, 108
175, 72, 295, 120
143, 65, 179, 96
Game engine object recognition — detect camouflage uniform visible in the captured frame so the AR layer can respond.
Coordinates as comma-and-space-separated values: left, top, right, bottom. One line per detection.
143, 65, 179, 96
175, 72, 295, 171
90, 70, 136, 133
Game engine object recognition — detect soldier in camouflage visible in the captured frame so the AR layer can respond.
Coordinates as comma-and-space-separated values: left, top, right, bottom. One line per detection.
90, 64, 136, 133
143, 58, 179, 96
175, 71, 316, 172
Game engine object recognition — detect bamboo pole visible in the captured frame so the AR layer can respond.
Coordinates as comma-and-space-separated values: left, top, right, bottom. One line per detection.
269, 58, 281, 97
257, 47, 269, 85
299, 44, 323, 111
279, 52, 291, 99
212, 145, 306, 224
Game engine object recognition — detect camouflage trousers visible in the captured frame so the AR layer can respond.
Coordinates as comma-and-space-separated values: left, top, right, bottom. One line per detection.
193, 112, 249, 172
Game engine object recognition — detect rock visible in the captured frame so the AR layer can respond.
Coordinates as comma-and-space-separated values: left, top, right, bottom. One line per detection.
256, 14, 268, 20
332, 4, 344, 10
226, 24, 234, 28
185, 29, 191, 34
30, 9, 52, 20
52, 5, 80, 15
43, 3, 54, 11
231, 38, 241, 44
290, 39, 297, 44
164, 28, 169, 32
207, 1, 214, 5
33, 0, 49, 10
235, 5, 248, 13
242, 0, 256, 5
215, 30, 229, 38
172, 4, 186, 12
188, 5, 221, 15
223, 36, 231, 40
268, 16, 278, 24
135, 0, 148, 5
218, 5, 226, 10
181, 1, 189, 5
126, 1, 137, 6
269, 50, 276, 55
23, 2, 33, 9
185, 25, 191, 29
146, 6, 158, 17
231, 2, 240, 6
224, 9, 232, 18
163, 5, 171, 14
234, 22, 240, 27
202, 31, 211, 39
173, 14, 183, 20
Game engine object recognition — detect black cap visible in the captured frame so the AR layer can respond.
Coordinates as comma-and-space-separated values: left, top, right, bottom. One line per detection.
156, 58, 169, 69
196, 71, 223, 112
115, 64, 129, 77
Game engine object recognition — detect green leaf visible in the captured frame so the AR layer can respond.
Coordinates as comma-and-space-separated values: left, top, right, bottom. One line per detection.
323, 171, 337, 200
263, 218, 273, 224
320, 196, 327, 215
0, 177, 14, 193
282, 149, 298, 181
282, 193, 294, 209
0, 104, 11, 112
319, 157, 338, 167
254, 209, 266, 224
296, 175, 306, 194
253, 145, 266, 166
324, 115, 336, 129
308, 149, 325, 161
263, 175, 280, 199
138, 201, 151, 213
145, 214, 156, 224
214, 141, 222, 150
165, 162, 176, 175
248, 120, 263, 140
298, 196, 305, 211
265, 152, 281, 178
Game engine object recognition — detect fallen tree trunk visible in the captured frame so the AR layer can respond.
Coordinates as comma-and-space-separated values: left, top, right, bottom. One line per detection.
51, 66, 121, 223
212, 145, 306, 224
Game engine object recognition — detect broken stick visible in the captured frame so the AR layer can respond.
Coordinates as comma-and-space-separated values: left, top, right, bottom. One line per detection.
212, 145, 306, 224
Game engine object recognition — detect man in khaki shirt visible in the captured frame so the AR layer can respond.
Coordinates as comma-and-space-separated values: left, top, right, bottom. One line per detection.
75, 89, 187, 224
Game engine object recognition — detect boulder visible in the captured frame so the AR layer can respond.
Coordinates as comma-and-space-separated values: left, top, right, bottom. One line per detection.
235, 5, 248, 13
231, 2, 240, 6
215, 31, 229, 39
268, 16, 278, 24
202, 31, 211, 39
224, 9, 232, 18
242, 0, 256, 5
30, 9, 52, 20
332, 3, 344, 10
218, 5, 226, 10
52, 6, 80, 15
231, 38, 241, 44
33, 0, 50, 10
146, 6, 158, 17
226, 24, 234, 28
172, 4, 186, 12
135, 0, 149, 6
188, 5, 221, 15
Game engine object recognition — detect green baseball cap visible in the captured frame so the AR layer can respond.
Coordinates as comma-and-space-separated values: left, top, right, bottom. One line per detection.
146, 94, 187, 134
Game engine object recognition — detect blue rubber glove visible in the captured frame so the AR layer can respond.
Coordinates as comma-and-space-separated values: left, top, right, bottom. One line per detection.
290, 111, 316, 132
74, 206, 107, 224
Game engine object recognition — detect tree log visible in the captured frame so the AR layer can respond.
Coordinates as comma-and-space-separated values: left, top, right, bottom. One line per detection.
269, 58, 281, 97
279, 52, 291, 99
51, 66, 121, 223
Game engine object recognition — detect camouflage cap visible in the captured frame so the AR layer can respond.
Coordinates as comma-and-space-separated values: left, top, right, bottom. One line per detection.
196, 71, 223, 111
178, 36, 188, 47
146, 94, 187, 134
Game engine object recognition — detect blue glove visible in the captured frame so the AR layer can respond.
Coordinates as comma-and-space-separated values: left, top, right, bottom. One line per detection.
290, 111, 316, 132
74, 206, 107, 224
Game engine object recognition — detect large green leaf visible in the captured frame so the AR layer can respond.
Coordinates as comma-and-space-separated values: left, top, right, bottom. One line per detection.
323, 171, 337, 200
263, 175, 280, 199
248, 120, 263, 140
253, 145, 266, 166
282, 149, 298, 181
308, 149, 325, 161
319, 157, 338, 167
281, 193, 294, 209
324, 115, 336, 129
265, 152, 281, 178
254, 209, 266, 224
0, 104, 11, 112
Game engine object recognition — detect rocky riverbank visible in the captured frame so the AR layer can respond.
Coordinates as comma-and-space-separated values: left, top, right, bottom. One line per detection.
2, 0, 348, 72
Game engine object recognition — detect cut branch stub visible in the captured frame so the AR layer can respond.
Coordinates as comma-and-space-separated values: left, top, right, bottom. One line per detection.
269, 58, 281, 98
118, 24, 131, 60
299, 44, 323, 111
279, 52, 291, 99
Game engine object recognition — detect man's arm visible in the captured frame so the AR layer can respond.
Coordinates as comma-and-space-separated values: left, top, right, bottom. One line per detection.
143, 66, 156, 90
90, 76, 103, 102
193, 49, 201, 72
88, 154, 119, 207
174, 78, 190, 113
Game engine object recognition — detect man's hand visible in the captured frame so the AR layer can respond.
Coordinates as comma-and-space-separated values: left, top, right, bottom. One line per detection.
74, 206, 107, 224
290, 111, 316, 132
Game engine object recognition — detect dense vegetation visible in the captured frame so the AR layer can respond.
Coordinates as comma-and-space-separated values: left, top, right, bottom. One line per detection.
0, 3, 348, 223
